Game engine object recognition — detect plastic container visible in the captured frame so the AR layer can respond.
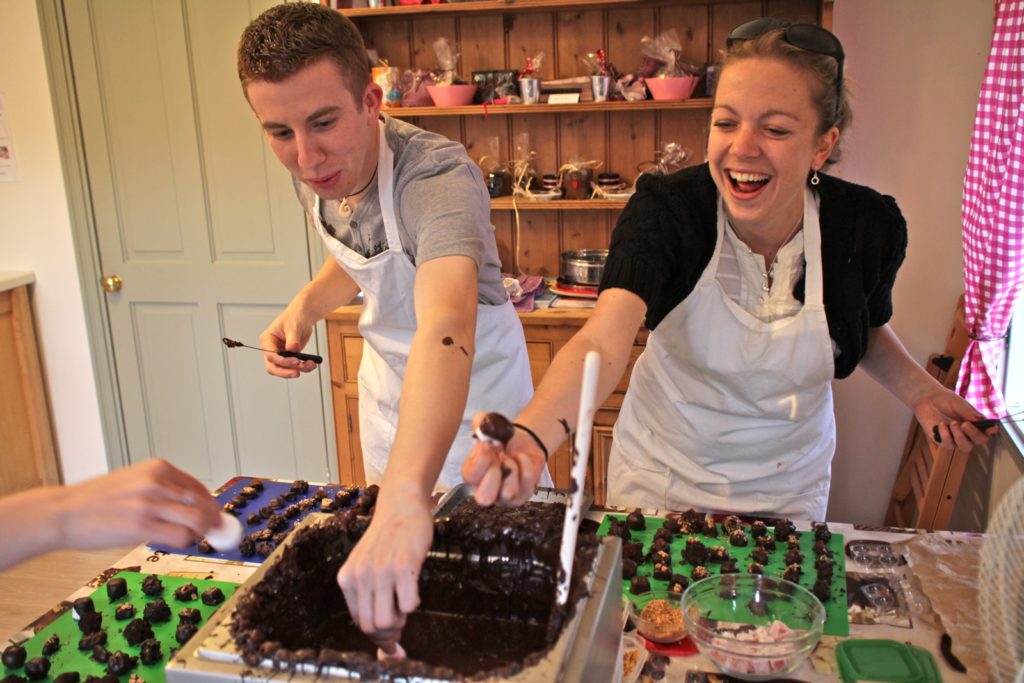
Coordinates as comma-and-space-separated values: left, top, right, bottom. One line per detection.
645, 75, 699, 101
426, 84, 477, 106
621, 633, 648, 683
682, 574, 824, 680
836, 639, 941, 682
630, 590, 686, 643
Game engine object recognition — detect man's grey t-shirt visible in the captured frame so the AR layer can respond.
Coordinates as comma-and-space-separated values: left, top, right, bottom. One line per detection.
293, 115, 507, 305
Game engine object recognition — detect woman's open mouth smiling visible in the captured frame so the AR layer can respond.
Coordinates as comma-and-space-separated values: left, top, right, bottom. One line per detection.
728, 170, 771, 196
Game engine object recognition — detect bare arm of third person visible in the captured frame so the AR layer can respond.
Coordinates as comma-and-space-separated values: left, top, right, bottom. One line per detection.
259, 257, 361, 378
336, 254, 480, 653
463, 287, 648, 506
858, 324, 994, 451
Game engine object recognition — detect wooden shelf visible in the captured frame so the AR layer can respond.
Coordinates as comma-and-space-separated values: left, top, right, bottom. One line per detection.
343, 0, 674, 18
385, 97, 711, 117
490, 197, 628, 210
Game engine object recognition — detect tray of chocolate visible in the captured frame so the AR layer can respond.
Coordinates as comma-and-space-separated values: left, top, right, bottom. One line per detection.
1, 571, 238, 683
149, 477, 377, 563
597, 509, 849, 637
166, 503, 624, 683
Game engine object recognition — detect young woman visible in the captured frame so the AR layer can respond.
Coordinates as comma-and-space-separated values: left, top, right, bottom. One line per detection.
464, 19, 992, 519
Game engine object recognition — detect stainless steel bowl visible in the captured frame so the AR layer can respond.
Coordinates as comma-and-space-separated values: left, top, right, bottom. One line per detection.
560, 249, 608, 286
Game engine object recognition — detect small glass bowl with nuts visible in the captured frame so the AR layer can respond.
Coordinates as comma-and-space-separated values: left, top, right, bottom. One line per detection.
630, 590, 687, 643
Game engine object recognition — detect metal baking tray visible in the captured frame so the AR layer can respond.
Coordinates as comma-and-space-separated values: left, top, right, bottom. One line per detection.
166, 514, 621, 683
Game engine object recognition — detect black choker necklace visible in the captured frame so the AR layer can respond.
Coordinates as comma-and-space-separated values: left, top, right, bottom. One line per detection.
338, 167, 378, 217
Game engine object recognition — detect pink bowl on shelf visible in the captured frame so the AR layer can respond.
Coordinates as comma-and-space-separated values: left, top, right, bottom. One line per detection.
645, 75, 700, 101
427, 84, 477, 106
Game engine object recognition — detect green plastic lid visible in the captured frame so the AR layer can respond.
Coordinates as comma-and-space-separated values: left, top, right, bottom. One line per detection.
836, 639, 940, 683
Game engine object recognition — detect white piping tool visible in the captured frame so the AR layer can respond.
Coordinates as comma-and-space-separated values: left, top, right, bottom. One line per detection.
556, 350, 601, 606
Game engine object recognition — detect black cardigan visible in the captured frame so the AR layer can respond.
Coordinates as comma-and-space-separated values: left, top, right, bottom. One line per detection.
600, 163, 908, 379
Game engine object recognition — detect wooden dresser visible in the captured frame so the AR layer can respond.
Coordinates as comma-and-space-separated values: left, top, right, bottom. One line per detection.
0, 273, 59, 496
326, 305, 647, 503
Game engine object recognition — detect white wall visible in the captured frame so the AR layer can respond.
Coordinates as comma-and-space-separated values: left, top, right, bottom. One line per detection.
827, 1, 994, 523
0, 0, 107, 483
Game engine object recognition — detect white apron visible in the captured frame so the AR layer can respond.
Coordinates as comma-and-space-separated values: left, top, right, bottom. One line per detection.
607, 188, 836, 519
310, 121, 537, 489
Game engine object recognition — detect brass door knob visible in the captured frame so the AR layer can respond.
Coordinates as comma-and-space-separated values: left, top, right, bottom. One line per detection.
101, 275, 123, 293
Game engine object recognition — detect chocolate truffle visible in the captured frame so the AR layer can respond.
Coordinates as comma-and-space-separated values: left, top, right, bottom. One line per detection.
700, 517, 718, 538
230, 495, 247, 509
83, 675, 117, 683
178, 607, 202, 623
668, 575, 689, 593
773, 519, 797, 541
123, 619, 154, 646
72, 597, 95, 618
222, 503, 239, 516
755, 535, 777, 552
608, 520, 631, 541
709, 546, 730, 563
284, 504, 301, 519
629, 575, 651, 595
319, 498, 337, 512
2, 645, 27, 669
1, 676, 27, 683
268, 497, 284, 510
812, 522, 831, 542
312, 487, 326, 501
174, 583, 198, 602
751, 548, 770, 565
625, 508, 646, 531
23, 658, 49, 681
240, 486, 259, 499
238, 537, 256, 557
272, 531, 289, 545
649, 537, 670, 555
201, 587, 226, 606
782, 563, 803, 583
105, 578, 128, 601
622, 542, 644, 563
813, 578, 831, 602
750, 520, 768, 538
77, 612, 102, 635
175, 621, 198, 645
747, 562, 765, 575
722, 515, 742, 533
40, 635, 60, 656
784, 549, 804, 565
290, 480, 309, 494
249, 478, 264, 492
139, 639, 162, 666
105, 652, 136, 677
77, 633, 106, 652
691, 566, 711, 581
684, 536, 709, 566
143, 599, 171, 623
652, 562, 672, 581
90, 646, 109, 664
256, 541, 274, 558
114, 604, 135, 621
786, 534, 801, 550
621, 558, 637, 580
266, 514, 287, 531
198, 539, 214, 554
259, 506, 273, 520
652, 528, 674, 543
478, 412, 515, 445
812, 539, 833, 557
141, 575, 163, 596
661, 518, 681, 534
728, 529, 749, 547
246, 513, 261, 526
720, 559, 740, 574
53, 673, 80, 683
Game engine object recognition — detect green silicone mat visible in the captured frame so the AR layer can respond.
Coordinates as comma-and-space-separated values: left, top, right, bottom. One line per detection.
598, 514, 849, 637
1, 571, 238, 683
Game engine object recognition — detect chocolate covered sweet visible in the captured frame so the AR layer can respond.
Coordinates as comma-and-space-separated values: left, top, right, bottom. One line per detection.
747, 562, 765, 575
720, 559, 740, 574
812, 522, 831, 542
319, 498, 336, 512
813, 578, 831, 602
784, 549, 804, 565
52, 673, 79, 683
246, 513, 261, 525
284, 504, 301, 519
668, 575, 689, 594
684, 536, 709, 566
174, 583, 198, 602
143, 599, 171, 623
625, 508, 646, 531
77, 612, 102, 635
139, 639, 162, 666
77, 633, 106, 652
691, 566, 711, 581
240, 486, 259, 499
230, 500, 599, 680
178, 608, 202, 623
105, 578, 128, 601
477, 412, 515, 446
728, 529, 748, 547
652, 562, 672, 581
290, 480, 310, 494
40, 635, 60, 656
649, 537, 670, 555
175, 621, 198, 645
755, 535, 777, 552
621, 558, 637, 580
198, 539, 214, 554
201, 587, 226, 606
751, 548, 770, 565
608, 520, 631, 541
105, 652, 136, 677
91, 646, 109, 664
23, 658, 49, 681
661, 518, 681, 534
708, 546, 730, 563
622, 542, 644, 563
782, 563, 803, 582
750, 520, 768, 538
630, 575, 651, 595
2, 645, 27, 669
773, 519, 797, 541
141, 575, 163, 596
113, 604, 135, 621
123, 619, 154, 646
256, 541, 275, 558
722, 515, 742, 533
238, 537, 256, 557
1, 675, 28, 683
700, 516, 718, 538
812, 539, 833, 556
230, 495, 247, 509
83, 674, 117, 683
652, 528, 674, 544
72, 597, 95, 618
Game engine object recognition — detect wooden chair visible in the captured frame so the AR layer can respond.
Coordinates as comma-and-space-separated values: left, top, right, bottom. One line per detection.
885, 296, 972, 529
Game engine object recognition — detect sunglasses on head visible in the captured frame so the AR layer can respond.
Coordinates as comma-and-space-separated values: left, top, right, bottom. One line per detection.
726, 18, 845, 123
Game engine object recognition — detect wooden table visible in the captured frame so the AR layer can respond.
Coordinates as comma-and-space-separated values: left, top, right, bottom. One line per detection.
0, 546, 129, 641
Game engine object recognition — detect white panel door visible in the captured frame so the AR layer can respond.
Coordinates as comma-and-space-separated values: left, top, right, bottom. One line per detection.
65, 0, 331, 486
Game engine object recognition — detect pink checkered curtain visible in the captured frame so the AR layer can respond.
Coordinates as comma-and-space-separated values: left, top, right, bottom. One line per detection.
958, 0, 1024, 417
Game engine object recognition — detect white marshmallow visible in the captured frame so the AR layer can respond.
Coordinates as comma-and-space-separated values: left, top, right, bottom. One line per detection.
205, 512, 244, 551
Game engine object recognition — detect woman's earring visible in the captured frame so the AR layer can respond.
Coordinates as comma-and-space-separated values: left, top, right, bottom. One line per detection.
810, 169, 820, 186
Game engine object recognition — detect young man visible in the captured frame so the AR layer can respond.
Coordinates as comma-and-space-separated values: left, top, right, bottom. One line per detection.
237, 3, 535, 651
